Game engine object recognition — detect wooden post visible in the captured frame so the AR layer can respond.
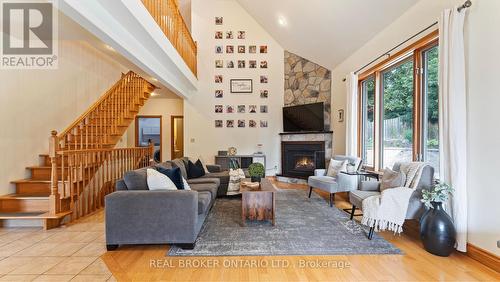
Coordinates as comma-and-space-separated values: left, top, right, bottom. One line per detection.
149, 140, 155, 165
49, 130, 60, 214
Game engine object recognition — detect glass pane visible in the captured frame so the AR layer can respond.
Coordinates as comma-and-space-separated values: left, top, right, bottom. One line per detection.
137, 117, 161, 161
423, 46, 440, 177
382, 59, 414, 169
361, 77, 375, 167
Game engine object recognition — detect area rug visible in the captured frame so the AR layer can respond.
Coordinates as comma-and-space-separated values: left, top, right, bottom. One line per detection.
167, 189, 402, 256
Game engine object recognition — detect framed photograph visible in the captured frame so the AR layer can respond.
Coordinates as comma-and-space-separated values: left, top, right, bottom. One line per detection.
215, 17, 223, 25
249, 45, 256, 53
226, 31, 233, 39
226, 60, 234, 68
249, 60, 257, 68
215, 60, 223, 68
260, 120, 268, 128
237, 31, 245, 39
215, 45, 223, 54
215, 90, 223, 98
230, 79, 253, 93
260, 45, 268, 53
249, 120, 257, 128
238, 45, 245, 53
215, 75, 223, 83
215, 31, 223, 39
260, 105, 268, 113
215, 105, 223, 113
238, 60, 245, 68
260, 90, 268, 98
260, 75, 268, 83
226, 45, 234, 54
226, 105, 235, 113
260, 60, 268, 68
226, 120, 234, 128
237, 105, 246, 113
215, 120, 223, 128
238, 120, 245, 128
249, 105, 257, 113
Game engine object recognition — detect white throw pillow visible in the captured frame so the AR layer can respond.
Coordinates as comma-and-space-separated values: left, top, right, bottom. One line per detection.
182, 177, 191, 190
326, 159, 347, 177
146, 169, 177, 190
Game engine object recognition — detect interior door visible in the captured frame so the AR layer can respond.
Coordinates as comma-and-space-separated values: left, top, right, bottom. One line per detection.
136, 116, 162, 162
171, 116, 184, 159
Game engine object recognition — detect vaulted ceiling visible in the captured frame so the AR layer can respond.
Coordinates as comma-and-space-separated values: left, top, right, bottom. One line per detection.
236, 0, 418, 69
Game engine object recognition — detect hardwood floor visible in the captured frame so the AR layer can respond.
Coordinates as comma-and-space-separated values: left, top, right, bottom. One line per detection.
101, 179, 500, 281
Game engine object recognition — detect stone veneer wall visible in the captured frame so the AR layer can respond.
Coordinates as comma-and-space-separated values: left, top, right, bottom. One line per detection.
284, 51, 332, 131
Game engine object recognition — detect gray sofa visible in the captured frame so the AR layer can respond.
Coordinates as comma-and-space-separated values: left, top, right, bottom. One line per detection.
105, 164, 221, 251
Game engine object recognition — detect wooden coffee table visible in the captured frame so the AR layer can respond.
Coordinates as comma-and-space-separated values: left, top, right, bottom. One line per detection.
240, 178, 277, 226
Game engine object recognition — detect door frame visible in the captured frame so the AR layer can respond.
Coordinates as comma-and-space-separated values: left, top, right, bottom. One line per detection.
170, 115, 184, 159
135, 115, 162, 161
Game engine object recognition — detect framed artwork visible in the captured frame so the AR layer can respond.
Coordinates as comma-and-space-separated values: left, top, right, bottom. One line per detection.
249, 120, 257, 128
260, 120, 268, 128
237, 105, 246, 113
230, 79, 253, 93
260, 90, 268, 98
238, 120, 245, 128
215, 105, 223, 113
215, 31, 223, 39
249, 60, 257, 68
226, 45, 234, 53
260, 75, 268, 83
226, 105, 235, 113
237, 60, 245, 68
260, 105, 268, 113
226, 60, 234, 68
238, 45, 245, 53
215, 75, 223, 83
215, 120, 223, 128
237, 31, 245, 39
215, 17, 223, 25
226, 120, 234, 128
260, 60, 268, 68
249, 105, 257, 113
215, 45, 223, 54
260, 45, 268, 53
215, 90, 223, 98
215, 60, 223, 68
226, 31, 233, 39
249, 45, 256, 53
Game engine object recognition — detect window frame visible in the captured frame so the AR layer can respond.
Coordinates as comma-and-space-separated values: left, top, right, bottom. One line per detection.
357, 30, 438, 172
358, 75, 376, 170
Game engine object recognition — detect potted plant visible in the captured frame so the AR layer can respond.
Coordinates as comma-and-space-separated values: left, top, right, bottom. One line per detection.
248, 162, 265, 183
420, 182, 456, 257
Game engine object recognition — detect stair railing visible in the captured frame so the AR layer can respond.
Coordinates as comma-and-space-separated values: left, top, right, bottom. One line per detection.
142, 0, 197, 76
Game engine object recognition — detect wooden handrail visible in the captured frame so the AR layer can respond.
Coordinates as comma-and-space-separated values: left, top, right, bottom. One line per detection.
141, 0, 197, 76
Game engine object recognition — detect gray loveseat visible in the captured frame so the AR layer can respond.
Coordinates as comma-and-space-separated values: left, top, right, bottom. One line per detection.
105, 162, 222, 251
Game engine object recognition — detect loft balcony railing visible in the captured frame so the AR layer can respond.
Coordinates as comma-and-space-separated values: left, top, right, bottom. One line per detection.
142, 0, 197, 76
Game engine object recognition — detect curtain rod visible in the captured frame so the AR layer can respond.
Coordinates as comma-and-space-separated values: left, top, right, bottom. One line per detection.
342, 0, 472, 82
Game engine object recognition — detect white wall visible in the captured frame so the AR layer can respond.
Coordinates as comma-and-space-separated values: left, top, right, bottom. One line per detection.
126, 97, 184, 161
331, 0, 500, 255
186, 0, 284, 174
0, 40, 127, 195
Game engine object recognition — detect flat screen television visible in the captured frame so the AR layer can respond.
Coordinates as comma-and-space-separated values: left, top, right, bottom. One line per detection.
283, 102, 324, 132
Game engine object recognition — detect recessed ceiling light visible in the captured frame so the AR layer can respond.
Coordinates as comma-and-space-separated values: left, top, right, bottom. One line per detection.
151, 77, 158, 82
151, 92, 159, 96
278, 16, 287, 27
104, 44, 115, 51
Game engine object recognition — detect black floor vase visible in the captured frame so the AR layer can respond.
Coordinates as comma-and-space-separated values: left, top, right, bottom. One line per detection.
420, 201, 456, 257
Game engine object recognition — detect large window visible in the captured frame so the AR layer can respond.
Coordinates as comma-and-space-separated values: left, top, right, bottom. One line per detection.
358, 32, 439, 173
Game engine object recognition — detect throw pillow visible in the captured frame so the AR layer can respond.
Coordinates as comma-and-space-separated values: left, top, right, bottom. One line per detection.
187, 159, 206, 179
182, 177, 191, 190
380, 167, 406, 192
197, 156, 210, 174
146, 169, 177, 190
156, 166, 184, 190
171, 159, 188, 179
326, 159, 347, 177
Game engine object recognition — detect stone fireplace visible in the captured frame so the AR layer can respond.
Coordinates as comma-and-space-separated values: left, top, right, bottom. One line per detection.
281, 141, 325, 179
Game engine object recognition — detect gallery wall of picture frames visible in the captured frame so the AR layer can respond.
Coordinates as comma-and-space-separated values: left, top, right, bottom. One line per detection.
213, 16, 269, 128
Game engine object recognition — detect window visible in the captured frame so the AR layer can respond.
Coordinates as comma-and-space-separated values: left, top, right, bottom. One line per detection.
358, 31, 439, 173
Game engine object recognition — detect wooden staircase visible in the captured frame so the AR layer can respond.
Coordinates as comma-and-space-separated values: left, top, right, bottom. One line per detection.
2, 71, 156, 229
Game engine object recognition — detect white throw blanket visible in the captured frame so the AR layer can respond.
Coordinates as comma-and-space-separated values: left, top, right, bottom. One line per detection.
361, 162, 426, 234
228, 168, 246, 192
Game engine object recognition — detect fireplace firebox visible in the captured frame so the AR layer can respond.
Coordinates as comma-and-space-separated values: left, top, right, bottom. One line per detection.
281, 141, 325, 178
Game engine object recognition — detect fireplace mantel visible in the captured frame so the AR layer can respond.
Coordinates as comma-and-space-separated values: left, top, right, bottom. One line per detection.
279, 131, 333, 136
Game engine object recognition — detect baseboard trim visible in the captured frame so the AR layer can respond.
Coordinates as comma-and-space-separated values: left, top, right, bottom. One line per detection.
466, 243, 500, 272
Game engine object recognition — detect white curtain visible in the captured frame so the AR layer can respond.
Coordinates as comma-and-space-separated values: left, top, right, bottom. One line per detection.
345, 72, 358, 157
438, 7, 467, 252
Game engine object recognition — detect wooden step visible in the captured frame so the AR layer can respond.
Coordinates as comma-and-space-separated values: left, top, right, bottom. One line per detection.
0, 210, 72, 230
11, 179, 51, 194
0, 193, 50, 213
27, 165, 102, 181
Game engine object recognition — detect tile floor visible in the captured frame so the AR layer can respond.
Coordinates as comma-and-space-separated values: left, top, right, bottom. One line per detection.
0, 211, 114, 281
